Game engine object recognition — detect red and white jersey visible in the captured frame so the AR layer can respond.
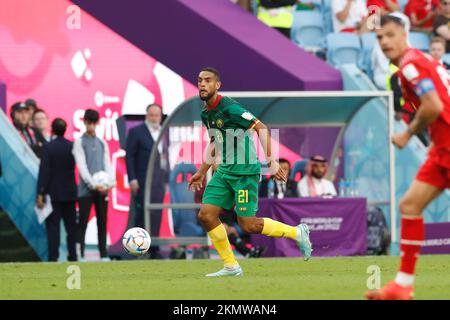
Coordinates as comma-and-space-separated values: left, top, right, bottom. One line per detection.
398, 48, 450, 153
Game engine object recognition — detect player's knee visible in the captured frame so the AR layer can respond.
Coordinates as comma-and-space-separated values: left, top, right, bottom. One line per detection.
197, 209, 212, 225
399, 197, 421, 215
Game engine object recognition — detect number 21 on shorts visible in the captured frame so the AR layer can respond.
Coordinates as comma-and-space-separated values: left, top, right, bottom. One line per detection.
238, 190, 249, 203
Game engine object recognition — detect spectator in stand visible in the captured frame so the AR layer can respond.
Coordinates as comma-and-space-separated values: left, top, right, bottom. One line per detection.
366, 0, 400, 15
404, 0, 438, 33
433, 0, 450, 52
332, 0, 370, 35
429, 36, 450, 68
32, 109, 51, 142
257, 0, 297, 38
296, 0, 316, 11
10, 102, 47, 158
297, 155, 337, 197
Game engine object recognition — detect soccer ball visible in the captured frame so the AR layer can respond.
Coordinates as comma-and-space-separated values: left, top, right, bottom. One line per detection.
92, 171, 109, 187
122, 227, 151, 256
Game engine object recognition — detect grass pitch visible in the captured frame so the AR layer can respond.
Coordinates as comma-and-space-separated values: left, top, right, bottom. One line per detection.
1, 255, 449, 300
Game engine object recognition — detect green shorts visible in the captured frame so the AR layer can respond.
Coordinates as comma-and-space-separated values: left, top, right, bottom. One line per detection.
202, 172, 260, 217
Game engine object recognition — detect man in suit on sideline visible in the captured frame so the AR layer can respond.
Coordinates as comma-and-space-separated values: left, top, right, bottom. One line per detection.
259, 158, 298, 198
36, 118, 78, 262
126, 104, 167, 259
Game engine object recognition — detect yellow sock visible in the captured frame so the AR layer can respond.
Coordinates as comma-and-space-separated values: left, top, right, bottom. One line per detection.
208, 224, 238, 267
261, 218, 297, 240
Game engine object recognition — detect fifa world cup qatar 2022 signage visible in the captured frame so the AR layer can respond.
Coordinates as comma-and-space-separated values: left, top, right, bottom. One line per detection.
1, 1, 343, 250
0, 0, 197, 247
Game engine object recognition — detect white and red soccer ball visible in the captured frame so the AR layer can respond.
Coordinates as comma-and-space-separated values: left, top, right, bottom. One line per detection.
122, 227, 151, 256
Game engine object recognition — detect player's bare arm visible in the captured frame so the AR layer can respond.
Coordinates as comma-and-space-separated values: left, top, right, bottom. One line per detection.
253, 120, 287, 182
392, 91, 443, 149
188, 138, 216, 192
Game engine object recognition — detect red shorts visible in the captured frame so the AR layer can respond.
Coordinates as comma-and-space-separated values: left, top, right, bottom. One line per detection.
416, 156, 450, 189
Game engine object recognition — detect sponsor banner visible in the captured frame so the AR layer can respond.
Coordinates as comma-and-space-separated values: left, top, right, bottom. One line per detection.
422, 222, 450, 255
252, 197, 367, 257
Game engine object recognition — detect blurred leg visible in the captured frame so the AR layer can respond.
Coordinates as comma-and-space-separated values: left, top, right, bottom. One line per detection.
45, 204, 61, 262
62, 201, 78, 261
94, 192, 108, 258
77, 196, 93, 258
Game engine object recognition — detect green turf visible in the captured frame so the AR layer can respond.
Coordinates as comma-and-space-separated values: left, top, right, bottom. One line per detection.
1, 255, 449, 300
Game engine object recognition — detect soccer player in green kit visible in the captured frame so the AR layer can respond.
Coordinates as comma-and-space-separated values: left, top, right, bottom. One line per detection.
188, 67, 312, 277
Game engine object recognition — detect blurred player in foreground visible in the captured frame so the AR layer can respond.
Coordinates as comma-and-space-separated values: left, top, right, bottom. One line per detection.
188, 67, 312, 277
366, 15, 450, 300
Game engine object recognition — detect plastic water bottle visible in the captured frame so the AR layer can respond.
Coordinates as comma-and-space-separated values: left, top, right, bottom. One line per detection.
347, 180, 354, 196
352, 180, 359, 197
338, 179, 346, 197
346, 180, 353, 197
267, 179, 275, 199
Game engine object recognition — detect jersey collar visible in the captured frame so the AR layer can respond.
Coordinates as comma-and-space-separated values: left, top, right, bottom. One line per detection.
207, 95, 222, 111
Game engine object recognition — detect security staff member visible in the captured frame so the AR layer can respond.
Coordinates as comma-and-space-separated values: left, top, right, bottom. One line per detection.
257, 0, 296, 38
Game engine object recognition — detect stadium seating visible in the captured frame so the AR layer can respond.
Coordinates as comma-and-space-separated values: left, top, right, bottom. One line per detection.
398, 0, 408, 11
443, 53, 450, 66
289, 159, 309, 181
320, 0, 334, 34
169, 162, 204, 237
359, 32, 376, 79
326, 33, 361, 68
409, 32, 430, 53
291, 11, 326, 51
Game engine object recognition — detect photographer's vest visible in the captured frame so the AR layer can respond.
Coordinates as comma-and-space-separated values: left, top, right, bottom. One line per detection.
257, 1, 294, 29
386, 63, 406, 108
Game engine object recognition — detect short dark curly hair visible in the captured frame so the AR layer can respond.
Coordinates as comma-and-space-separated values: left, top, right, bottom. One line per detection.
52, 118, 67, 137
84, 109, 100, 123
200, 67, 221, 81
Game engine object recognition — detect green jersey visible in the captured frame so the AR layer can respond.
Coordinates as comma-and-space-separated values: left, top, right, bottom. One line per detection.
201, 96, 261, 175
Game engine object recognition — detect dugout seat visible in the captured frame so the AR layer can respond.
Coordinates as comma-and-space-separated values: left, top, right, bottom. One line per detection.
289, 159, 309, 182
169, 162, 204, 237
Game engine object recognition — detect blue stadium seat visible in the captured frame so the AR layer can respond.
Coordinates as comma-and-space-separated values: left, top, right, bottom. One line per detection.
443, 53, 450, 66
358, 32, 376, 78
409, 32, 430, 52
326, 33, 361, 67
289, 159, 309, 181
291, 11, 326, 50
398, 0, 408, 11
169, 162, 204, 237
306, 0, 326, 12
321, 0, 334, 34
